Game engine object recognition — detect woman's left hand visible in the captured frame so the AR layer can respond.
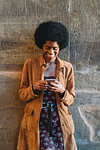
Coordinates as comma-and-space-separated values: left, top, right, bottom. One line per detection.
47, 80, 65, 94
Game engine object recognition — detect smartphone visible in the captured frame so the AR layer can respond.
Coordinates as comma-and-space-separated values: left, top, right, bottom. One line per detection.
46, 79, 56, 83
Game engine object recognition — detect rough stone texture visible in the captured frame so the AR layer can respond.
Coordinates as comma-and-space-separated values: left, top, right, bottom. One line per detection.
0, 72, 24, 149
0, 72, 21, 107
70, 90, 100, 139
78, 106, 100, 143
75, 71, 100, 91
0, 23, 42, 71
0, 0, 100, 150
69, 0, 100, 71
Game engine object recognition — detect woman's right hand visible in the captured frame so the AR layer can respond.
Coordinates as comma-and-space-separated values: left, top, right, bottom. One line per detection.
33, 80, 48, 91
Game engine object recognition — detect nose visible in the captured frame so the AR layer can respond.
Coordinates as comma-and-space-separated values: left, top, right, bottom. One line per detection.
48, 48, 54, 54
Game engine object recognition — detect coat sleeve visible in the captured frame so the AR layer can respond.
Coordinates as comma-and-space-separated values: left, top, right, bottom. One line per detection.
60, 65, 75, 106
19, 59, 40, 102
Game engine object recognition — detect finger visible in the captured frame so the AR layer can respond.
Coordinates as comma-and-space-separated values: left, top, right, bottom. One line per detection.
48, 88, 57, 92
49, 82, 59, 87
40, 86, 47, 90
39, 83, 48, 88
40, 80, 48, 84
40, 83, 48, 86
55, 80, 59, 84
39, 84, 46, 89
47, 85, 57, 90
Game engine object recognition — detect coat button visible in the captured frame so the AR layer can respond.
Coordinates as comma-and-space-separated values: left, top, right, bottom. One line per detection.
61, 123, 64, 131
62, 123, 64, 126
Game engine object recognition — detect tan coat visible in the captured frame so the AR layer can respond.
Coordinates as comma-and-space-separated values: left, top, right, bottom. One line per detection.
17, 55, 77, 150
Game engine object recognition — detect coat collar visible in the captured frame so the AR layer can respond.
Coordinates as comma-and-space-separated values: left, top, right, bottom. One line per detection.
56, 56, 65, 70
39, 54, 65, 69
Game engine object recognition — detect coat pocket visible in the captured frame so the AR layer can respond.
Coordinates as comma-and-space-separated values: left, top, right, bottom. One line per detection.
22, 107, 35, 131
59, 103, 75, 134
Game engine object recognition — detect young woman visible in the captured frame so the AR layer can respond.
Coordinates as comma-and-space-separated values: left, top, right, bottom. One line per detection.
17, 21, 77, 150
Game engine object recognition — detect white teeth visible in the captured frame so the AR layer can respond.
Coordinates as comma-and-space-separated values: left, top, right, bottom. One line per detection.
48, 54, 54, 56
48, 55, 54, 57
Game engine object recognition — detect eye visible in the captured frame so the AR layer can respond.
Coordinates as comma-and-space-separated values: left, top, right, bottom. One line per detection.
53, 47, 58, 50
45, 46, 50, 50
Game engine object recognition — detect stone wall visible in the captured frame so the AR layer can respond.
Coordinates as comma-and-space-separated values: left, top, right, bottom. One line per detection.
0, 0, 100, 150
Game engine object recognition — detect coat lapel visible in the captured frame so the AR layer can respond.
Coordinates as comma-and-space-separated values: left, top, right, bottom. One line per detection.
55, 56, 65, 80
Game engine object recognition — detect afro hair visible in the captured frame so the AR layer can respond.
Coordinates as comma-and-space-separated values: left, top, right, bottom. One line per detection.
34, 21, 69, 50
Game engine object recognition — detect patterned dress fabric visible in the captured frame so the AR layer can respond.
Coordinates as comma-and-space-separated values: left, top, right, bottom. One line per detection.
39, 76, 64, 150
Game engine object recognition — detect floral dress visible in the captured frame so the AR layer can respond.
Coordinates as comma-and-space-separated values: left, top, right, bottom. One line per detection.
39, 75, 64, 150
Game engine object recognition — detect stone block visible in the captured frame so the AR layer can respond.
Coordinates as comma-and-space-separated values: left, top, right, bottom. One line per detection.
70, 41, 100, 71
0, 108, 5, 129
77, 143, 100, 150
0, 23, 42, 70
78, 106, 100, 143
70, 90, 100, 141
0, 143, 16, 150
36, 0, 69, 21
0, 71, 23, 107
4, 107, 24, 143
75, 90, 100, 105
0, 129, 6, 143
74, 71, 100, 91
70, 102, 90, 141
0, 107, 23, 145
69, 0, 99, 42
0, 0, 37, 21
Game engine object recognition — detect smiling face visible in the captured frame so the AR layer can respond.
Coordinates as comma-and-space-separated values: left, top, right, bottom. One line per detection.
43, 41, 60, 63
